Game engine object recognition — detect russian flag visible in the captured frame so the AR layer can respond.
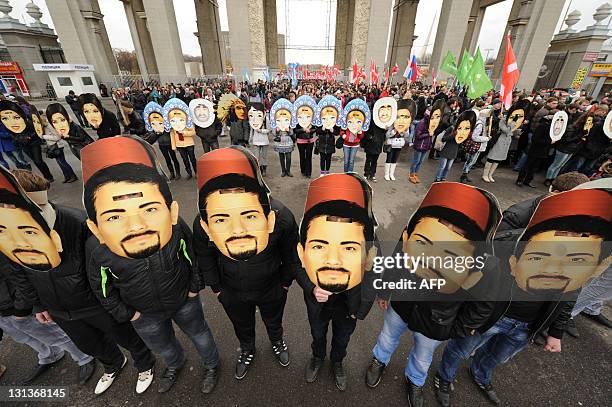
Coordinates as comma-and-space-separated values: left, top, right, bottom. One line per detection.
403, 55, 418, 82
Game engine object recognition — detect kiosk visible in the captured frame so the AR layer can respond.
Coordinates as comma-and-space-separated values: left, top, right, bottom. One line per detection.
32, 64, 100, 99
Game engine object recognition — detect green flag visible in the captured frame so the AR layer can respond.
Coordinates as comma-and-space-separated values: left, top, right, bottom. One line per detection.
440, 50, 457, 76
466, 48, 493, 99
456, 49, 474, 85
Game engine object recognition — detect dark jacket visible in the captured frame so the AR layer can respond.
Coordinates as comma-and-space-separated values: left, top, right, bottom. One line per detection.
65, 122, 94, 151
87, 218, 199, 323
65, 94, 80, 110
554, 124, 583, 154
0, 256, 30, 317
314, 126, 338, 155
195, 117, 222, 143
193, 198, 300, 302
96, 109, 122, 139
12, 205, 106, 321
438, 128, 460, 160
124, 111, 146, 136
130, 92, 148, 112
527, 119, 553, 158
413, 114, 434, 152
497, 194, 548, 232
361, 125, 386, 155
578, 121, 610, 160
230, 119, 249, 145
143, 130, 172, 147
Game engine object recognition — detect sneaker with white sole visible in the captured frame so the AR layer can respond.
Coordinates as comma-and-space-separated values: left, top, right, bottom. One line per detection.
94, 355, 127, 395
136, 367, 154, 394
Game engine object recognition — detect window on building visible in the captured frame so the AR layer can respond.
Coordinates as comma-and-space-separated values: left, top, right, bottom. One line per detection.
58, 77, 73, 86
39, 46, 66, 64
81, 76, 93, 86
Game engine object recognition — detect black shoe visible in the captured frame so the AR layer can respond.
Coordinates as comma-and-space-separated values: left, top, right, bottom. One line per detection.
169, 172, 176, 180
261, 166, 267, 177
201, 365, 218, 394
434, 373, 451, 407
405, 377, 424, 407
332, 361, 347, 391
158, 366, 182, 393
175, 173, 181, 180
305, 357, 324, 383
543, 179, 553, 187
235, 349, 255, 380
365, 356, 385, 388
271, 340, 289, 367
581, 312, 612, 328
286, 172, 293, 177
78, 359, 96, 385
524, 182, 536, 188
46, 177, 55, 183
469, 367, 500, 405
566, 318, 580, 338
459, 173, 471, 184
185, 173, 193, 180
21, 354, 64, 385
281, 172, 287, 177
515, 180, 523, 187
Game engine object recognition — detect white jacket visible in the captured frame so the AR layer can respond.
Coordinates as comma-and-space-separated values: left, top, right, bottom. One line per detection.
471, 108, 491, 152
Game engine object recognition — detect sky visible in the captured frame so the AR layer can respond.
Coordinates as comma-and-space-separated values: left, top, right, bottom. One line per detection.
9, 0, 612, 65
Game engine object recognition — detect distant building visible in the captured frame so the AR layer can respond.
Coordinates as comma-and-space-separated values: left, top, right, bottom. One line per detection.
220, 30, 286, 72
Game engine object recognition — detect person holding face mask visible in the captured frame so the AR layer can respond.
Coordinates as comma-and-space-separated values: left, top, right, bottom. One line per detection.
119, 100, 146, 137
293, 96, 318, 178
45, 103, 94, 161
189, 98, 222, 153
143, 101, 181, 180
434, 111, 477, 182
313, 96, 343, 176
362, 97, 397, 182
78, 93, 121, 139
163, 98, 197, 180
340, 99, 370, 173
247, 102, 271, 176
411, 100, 447, 183
384, 99, 415, 181
270, 98, 296, 177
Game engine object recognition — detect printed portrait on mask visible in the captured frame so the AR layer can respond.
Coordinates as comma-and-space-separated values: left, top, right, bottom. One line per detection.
0, 167, 62, 271
269, 98, 295, 132
163, 98, 193, 133
341, 99, 371, 134
197, 147, 275, 261
509, 189, 611, 296
143, 102, 165, 133
81, 136, 178, 259
603, 110, 612, 139
30, 106, 44, 138
428, 100, 447, 136
314, 95, 345, 130
454, 110, 477, 144
298, 173, 378, 293
549, 111, 568, 143
393, 99, 416, 134
45, 103, 72, 138
0, 100, 32, 137
401, 182, 501, 295
291, 95, 317, 129
506, 100, 530, 132
189, 98, 215, 129
78, 93, 105, 129
372, 97, 397, 129
247, 102, 266, 131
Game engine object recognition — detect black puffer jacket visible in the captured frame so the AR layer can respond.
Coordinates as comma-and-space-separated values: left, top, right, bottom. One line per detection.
554, 124, 584, 154
0, 256, 30, 317
497, 194, 548, 232
314, 127, 338, 155
195, 118, 222, 143
12, 205, 105, 320
361, 125, 386, 155
87, 218, 199, 323
66, 122, 94, 149
578, 121, 610, 160
124, 111, 146, 136
193, 198, 300, 302
96, 109, 122, 139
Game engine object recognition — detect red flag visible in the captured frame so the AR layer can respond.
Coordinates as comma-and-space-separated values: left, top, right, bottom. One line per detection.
391, 63, 399, 76
352, 63, 366, 85
383, 67, 390, 85
370, 60, 379, 85
352, 62, 358, 84
501, 33, 519, 109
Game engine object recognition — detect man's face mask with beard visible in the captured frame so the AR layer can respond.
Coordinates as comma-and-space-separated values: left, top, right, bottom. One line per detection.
87, 182, 178, 259
201, 189, 275, 260
0, 205, 62, 271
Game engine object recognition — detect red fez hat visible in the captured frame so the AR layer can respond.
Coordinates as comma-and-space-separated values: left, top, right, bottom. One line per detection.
197, 147, 258, 190
81, 137, 154, 184
526, 189, 612, 230
0, 169, 17, 194
304, 173, 367, 214
419, 182, 491, 232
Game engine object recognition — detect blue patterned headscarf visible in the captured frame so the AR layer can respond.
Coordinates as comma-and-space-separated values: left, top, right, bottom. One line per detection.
342, 98, 371, 132
314, 95, 345, 128
162, 98, 193, 131
143, 101, 163, 132
268, 98, 295, 129
291, 95, 317, 128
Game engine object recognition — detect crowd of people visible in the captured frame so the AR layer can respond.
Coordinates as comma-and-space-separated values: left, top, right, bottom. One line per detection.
0, 77, 610, 407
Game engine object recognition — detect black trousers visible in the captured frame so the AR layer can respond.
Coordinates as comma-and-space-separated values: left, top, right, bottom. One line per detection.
159, 145, 181, 175
517, 154, 543, 185
278, 152, 292, 174
385, 148, 401, 163
320, 152, 332, 172
201, 139, 219, 153
70, 108, 87, 127
54, 312, 155, 374
306, 297, 357, 362
364, 153, 380, 177
178, 145, 197, 175
22, 143, 53, 180
297, 143, 314, 176
218, 290, 287, 352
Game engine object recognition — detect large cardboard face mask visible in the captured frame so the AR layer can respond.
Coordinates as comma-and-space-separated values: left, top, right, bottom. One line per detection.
507, 109, 525, 131
584, 116, 593, 133
148, 112, 165, 133
373, 97, 397, 129
0, 109, 26, 133
189, 98, 215, 128
83, 103, 103, 128
200, 189, 275, 260
321, 107, 338, 130
549, 111, 568, 142
248, 107, 265, 130
32, 114, 43, 137
89, 181, 178, 259
233, 100, 247, 120
347, 110, 365, 134
51, 113, 70, 137
297, 106, 314, 129
455, 120, 472, 144
394, 108, 413, 133
604, 110, 612, 139
275, 109, 292, 132
429, 109, 442, 135
169, 109, 187, 132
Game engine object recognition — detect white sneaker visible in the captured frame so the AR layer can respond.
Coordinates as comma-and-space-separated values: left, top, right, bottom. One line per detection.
136, 367, 154, 394
94, 355, 127, 395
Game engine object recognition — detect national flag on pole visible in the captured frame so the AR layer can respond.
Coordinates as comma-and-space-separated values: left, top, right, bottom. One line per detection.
404, 55, 418, 82
500, 33, 519, 109
391, 63, 399, 76
440, 51, 458, 77
352, 62, 366, 85
370, 60, 379, 85
383, 67, 390, 85
263, 66, 270, 81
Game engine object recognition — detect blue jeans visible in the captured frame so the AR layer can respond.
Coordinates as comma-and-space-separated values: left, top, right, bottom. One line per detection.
410, 150, 427, 173
372, 306, 442, 387
572, 265, 612, 317
131, 296, 219, 370
462, 151, 481, 173
0, 315, 93, 366
545, 150, 572, 180
437, 316, 530, 385
514, 151, 528, 171
435, 157, 454, 180
54, 148, 76, 179
343, 146, 358, 172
